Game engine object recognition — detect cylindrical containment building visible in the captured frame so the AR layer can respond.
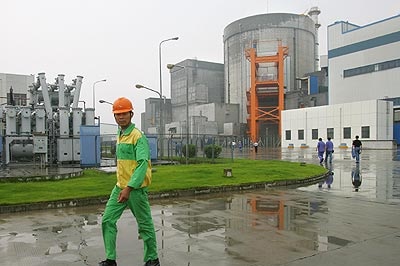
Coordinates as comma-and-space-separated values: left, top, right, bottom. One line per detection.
223, 13, 318, 126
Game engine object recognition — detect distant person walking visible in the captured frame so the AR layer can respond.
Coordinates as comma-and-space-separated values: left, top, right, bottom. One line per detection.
316, 138, 326, 164
253, 141, 259, 153
352, 135, 362, 163
238, 140, 243, 152
325, 137, 334, 164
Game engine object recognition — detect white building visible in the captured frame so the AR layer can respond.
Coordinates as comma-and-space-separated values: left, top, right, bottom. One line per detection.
281, 100, 393, 149
0, 73, 33, 106
328, 15, 400, 105
282, 14, 400, 149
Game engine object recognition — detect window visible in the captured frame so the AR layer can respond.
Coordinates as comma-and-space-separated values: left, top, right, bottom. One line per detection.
285, 130, 291, 140
378, 58, 400, 71
327, 128, 334, 139
298, 129, 304, 140
312, 129, 318, 140
361, 126, 370, 138
7, 93, 27, 106
394, 109, 400, 122
343, 127, 351, 139
344, 58, 400, 78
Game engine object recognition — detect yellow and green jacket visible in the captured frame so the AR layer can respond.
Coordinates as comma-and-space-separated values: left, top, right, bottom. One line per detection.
116, 123, 152, 189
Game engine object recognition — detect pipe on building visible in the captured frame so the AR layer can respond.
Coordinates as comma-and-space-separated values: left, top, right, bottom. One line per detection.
72, 76, 83, 108
58, 74, 65, 108
38, 73, 53, 117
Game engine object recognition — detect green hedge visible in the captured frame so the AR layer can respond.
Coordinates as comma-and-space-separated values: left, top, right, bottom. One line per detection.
182, 144, 197, 158
204, 144, 222, 158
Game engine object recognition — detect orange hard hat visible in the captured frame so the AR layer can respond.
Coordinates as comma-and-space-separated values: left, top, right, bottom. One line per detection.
112, 97, 133, 114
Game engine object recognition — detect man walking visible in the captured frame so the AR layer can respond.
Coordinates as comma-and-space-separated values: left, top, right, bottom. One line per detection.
253, 141, 258, 153
316, 138, 325, 164
325, 137, 334, 164
352, 135, 362, 163
99, 97, 160, 266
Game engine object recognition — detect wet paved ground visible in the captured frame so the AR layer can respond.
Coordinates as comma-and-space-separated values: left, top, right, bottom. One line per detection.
0, 164, 83, 181
0, 148, 400, 266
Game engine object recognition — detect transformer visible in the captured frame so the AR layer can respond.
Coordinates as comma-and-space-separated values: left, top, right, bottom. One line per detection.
1, 73, 97, 166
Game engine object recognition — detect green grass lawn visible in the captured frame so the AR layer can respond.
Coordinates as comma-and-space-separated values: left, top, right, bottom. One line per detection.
0, 159, 326, 205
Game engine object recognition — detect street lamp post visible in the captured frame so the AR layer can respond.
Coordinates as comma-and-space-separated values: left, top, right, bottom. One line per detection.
79, 100, 86, 110
135, 84, 164, 160
99, 99, 113, 105
167, 63, 189, 165
92, 79, 107, 109
159, 37, 179, 158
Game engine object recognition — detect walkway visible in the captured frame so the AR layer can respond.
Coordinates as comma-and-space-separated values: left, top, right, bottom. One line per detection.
0, 148, 399, 266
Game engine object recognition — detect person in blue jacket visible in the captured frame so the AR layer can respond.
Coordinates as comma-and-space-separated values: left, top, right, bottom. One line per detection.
352, 135, 362, 163
325, 137, 334, 164
316, 138, 326, 164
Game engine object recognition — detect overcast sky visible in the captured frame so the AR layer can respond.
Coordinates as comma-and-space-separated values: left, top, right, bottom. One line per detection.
1, 0, 399, 128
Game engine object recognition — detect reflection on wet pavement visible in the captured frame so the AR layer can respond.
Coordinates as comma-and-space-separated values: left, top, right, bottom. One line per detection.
1, 148, 400, 265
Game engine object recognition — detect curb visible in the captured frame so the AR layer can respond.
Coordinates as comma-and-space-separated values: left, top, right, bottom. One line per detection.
149, 173, 327, 200
0, 168, 84, 183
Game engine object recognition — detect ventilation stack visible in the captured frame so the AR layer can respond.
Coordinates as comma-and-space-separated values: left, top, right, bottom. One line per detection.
308, 7, 321, 70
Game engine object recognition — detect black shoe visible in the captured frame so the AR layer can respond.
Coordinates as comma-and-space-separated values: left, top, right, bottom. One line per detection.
144, 258, 160, 266
99, 259, 117, 266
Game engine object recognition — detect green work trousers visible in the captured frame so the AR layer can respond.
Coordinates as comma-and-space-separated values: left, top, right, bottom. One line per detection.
101, 185, 158, 262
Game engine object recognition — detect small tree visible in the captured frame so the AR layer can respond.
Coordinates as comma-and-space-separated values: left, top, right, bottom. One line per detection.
182, 144, 197, 158
204, 144, 222, 158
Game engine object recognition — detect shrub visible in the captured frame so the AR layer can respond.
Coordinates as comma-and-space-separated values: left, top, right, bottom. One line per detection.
182, 144, 197, 158
204, 144, 222, 158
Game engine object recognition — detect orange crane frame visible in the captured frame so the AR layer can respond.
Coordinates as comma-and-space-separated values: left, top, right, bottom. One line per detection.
245, 43, 288, 143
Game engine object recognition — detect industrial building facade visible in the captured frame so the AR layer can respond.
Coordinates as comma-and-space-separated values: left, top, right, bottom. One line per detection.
281, 100, 394, 149
223, 13, 318, 114
328, 15, 400, 105
281, 14, 400, 148
223, 12, 320, 141
141, 97, 172, 135
164, 59, 228, 136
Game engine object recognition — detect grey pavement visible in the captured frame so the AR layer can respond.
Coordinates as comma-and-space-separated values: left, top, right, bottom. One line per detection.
0, 148, 400, 266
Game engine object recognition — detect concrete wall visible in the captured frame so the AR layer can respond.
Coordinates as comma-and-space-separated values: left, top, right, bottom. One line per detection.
191, 116, 218, 135
223, 122, 241, 136
165, 118, 218, 136
141, 97, 171, 134
194, 103, 239, 134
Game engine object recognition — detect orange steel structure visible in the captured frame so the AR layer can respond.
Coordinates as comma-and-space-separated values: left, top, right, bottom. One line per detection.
245, 43, 288, 142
